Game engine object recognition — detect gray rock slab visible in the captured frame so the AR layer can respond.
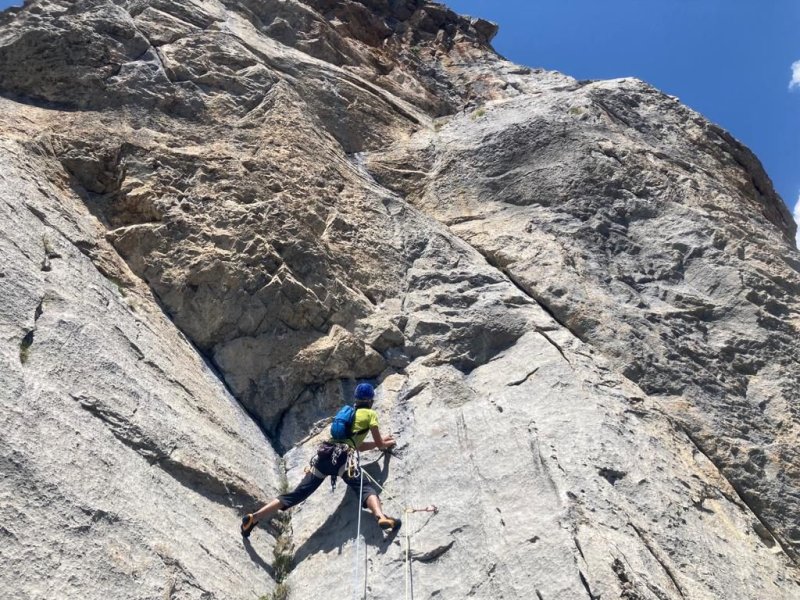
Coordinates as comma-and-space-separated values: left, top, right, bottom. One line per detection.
282, 332, 799, 599
0, 135, 283, 600
366, 78, 800, 563
0, 1, 798, 599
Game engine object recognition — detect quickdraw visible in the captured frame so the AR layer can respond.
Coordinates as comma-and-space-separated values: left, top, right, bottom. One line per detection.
406, 505, 438, 515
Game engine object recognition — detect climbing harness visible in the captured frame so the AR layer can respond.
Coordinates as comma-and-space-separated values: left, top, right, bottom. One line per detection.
338, 446, 361, 491
346, 447, 361, 479
307, 441, 354, 492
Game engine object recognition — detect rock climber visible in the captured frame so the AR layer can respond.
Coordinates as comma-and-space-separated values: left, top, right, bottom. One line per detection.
241, 382, 401, 538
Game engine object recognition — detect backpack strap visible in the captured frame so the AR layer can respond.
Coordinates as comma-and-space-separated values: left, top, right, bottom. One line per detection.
350, 407, 371, 438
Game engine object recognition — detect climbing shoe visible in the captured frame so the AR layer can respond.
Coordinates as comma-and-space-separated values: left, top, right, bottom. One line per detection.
241, 514, 282, 538
378, 515, 402, 532
241, 514, 258, 538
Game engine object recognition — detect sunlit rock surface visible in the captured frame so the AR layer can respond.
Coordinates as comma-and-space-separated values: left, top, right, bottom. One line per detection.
0, 1, 797, 599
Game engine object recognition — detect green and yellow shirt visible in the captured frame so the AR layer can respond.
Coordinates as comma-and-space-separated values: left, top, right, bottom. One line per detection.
335, 408, 379, 448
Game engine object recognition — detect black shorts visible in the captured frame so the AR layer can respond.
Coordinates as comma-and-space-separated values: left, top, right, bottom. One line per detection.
277, 444, 378, 509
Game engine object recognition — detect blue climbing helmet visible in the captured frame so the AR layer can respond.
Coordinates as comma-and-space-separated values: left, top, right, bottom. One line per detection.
354, 383, 375, 401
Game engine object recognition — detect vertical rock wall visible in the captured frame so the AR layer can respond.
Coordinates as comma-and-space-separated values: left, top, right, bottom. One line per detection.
0, 1, 798, 599
0, 118, 283, 598
365, 78, 800, 563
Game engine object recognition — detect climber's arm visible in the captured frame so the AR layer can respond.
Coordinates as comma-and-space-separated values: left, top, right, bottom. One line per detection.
357, 426, 396, 451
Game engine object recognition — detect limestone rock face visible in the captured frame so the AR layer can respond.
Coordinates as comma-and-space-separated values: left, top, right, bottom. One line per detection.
366, 79, 800, 562
0, 1, 798, 599
0, 123, 282, 598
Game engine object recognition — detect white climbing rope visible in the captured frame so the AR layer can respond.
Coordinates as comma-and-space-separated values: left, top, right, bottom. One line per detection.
356, 467, 438, 600
403, 505, 439, 600
405, 507, 412, 600
352, 466, 365, 600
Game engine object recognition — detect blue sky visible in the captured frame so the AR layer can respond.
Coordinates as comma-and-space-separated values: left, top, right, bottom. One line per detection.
447, 0, 800, 243
1, 0, 798, 240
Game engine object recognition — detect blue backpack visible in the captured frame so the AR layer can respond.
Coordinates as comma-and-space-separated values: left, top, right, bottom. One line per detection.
331, 405, 368, 441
